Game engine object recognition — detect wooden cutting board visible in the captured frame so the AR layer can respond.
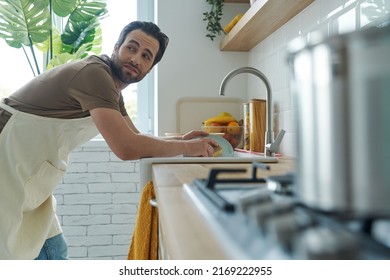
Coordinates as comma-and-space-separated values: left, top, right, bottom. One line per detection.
176, 97, 245, 133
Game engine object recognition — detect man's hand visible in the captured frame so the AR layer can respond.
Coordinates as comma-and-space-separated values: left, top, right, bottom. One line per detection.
182, 130, 208, 140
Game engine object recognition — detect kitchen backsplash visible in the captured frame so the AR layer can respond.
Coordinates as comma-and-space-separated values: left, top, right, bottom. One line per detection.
248, 0, 389, 157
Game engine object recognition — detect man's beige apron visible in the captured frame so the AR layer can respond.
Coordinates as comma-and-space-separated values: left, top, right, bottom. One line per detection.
0, 102, 99, 259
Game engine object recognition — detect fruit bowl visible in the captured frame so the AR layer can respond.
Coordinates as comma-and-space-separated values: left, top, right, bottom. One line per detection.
202, 125, 243, 149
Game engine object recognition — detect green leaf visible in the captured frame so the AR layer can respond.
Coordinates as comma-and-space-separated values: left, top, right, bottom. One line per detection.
69, 0, 107, 22
87, 24, 102, 55
34, 26, 62, 54
52, 0, 78, 17
0, 0, 51, 48
65, 24, 103, 58
61, 0, 107, 53
45, 52, 78, 69
0, 0, 107, 74
62, 17, 98, 53
203, 0, 225, 41
45, 42, 91, 69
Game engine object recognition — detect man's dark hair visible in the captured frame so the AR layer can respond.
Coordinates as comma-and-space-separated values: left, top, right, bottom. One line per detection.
115, 21, 169, 67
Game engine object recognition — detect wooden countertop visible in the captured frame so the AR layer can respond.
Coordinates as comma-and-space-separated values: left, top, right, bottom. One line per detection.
152, 157, 295, 259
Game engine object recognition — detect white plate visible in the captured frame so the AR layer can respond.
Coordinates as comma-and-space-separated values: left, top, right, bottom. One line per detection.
199, 134, 234, 157
165, 132, 184, 137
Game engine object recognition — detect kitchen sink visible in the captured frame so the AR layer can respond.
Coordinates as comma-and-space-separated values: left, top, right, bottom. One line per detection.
234, 150, 267, 158
139, 151, 279, 187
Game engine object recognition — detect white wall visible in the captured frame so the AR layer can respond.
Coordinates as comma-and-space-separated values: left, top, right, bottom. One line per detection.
248, 0, 389, 157
155, 0, 249, 135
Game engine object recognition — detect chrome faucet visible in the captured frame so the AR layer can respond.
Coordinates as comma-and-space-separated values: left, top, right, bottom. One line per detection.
219, 67, 285, 157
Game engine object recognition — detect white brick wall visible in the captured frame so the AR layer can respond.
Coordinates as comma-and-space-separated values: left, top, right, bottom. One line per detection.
54, 139, 140, 260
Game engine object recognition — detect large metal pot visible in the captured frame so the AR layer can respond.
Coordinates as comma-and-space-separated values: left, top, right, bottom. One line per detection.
288, 25, 390, 217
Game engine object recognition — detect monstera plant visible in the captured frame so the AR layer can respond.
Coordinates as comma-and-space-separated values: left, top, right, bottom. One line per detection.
0, 0, 107, 76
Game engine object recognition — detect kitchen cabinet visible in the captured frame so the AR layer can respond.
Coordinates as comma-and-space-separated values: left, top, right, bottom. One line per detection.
220, 0, 315, 51
152, 158, 295, 259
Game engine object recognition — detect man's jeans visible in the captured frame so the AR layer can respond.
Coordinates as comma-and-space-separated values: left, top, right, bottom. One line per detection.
35, 233, 69, 260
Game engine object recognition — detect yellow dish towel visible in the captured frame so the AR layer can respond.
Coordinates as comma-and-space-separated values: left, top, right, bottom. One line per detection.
128, 181, 158, 260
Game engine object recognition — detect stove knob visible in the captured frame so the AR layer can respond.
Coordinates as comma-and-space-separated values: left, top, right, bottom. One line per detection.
293, 226, 359, 259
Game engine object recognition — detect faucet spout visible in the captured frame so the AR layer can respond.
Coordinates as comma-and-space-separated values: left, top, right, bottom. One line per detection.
219, 67, 282, 157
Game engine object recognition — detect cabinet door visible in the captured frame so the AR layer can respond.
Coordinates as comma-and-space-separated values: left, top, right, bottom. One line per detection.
158, 219, 171, 260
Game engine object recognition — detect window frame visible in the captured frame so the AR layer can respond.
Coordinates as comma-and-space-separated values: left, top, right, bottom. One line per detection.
136, 0, 155, 134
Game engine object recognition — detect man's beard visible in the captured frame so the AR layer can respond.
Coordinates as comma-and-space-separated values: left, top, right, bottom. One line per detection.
111, 54, 142, 85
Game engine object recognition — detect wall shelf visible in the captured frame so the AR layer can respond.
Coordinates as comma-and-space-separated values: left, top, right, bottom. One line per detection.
224, 0, 249, 3
220, 0, 314, 51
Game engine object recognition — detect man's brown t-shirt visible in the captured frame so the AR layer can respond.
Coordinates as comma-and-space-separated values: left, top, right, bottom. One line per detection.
0, 55, 127, 132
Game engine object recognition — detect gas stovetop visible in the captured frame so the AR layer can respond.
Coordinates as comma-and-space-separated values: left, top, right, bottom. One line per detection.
184, 162, 390, 260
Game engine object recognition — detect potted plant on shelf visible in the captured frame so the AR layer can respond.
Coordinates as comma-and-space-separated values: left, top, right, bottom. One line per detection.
0, 0, 107, 77
203, 0, 225, 41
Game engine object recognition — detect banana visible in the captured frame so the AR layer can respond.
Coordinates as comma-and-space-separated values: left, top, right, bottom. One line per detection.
203, 112, 237, 126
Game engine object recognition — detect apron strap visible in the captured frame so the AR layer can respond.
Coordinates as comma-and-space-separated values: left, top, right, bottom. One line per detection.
0, 99, 18, 114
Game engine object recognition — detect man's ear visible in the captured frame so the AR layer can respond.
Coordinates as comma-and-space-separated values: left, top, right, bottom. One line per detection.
112, 43, 119, 55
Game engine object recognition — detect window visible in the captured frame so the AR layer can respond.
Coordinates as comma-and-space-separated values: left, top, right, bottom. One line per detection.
0, 42, 41, 100
100, 0, 138, 125
0, 0, 154, 134
100, 0, 155, 134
